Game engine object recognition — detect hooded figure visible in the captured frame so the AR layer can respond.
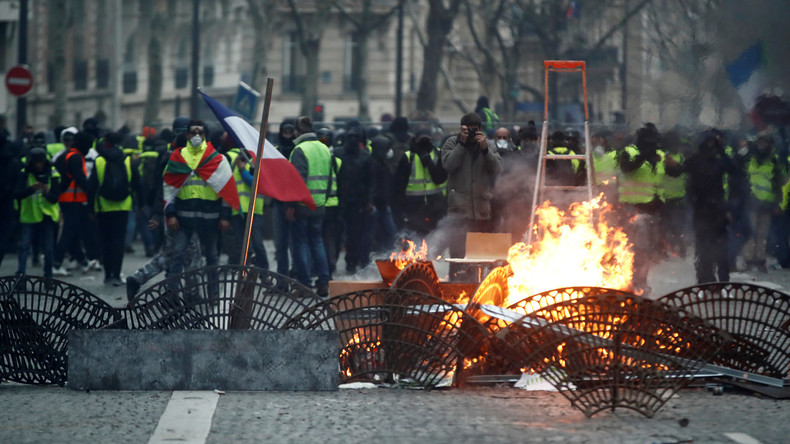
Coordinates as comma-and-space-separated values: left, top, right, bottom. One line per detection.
277, 119, 296, 159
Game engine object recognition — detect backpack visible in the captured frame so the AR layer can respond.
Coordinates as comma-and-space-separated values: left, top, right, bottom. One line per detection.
99, 156, 130, 201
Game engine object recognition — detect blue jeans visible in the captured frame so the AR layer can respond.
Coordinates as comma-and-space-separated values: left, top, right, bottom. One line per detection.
17, 218, 56, 278
290, 208, 330, 287
272, 200, 291, 276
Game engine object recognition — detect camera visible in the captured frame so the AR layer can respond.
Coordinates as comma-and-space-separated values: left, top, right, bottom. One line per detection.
467, 128, 478, 139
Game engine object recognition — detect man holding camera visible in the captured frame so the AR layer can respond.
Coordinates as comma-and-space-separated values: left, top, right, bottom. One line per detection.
441, 113, 502, 279
395, 127, 448, 237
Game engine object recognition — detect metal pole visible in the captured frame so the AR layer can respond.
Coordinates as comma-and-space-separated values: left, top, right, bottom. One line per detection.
394, 0, 404, 117
240, 78, 274, 266
190, 0, 200, 118
111, 0, 122, 129
16, 0, 27, 137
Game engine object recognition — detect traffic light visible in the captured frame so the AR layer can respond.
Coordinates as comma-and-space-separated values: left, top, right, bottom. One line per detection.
313, 104, 325, 123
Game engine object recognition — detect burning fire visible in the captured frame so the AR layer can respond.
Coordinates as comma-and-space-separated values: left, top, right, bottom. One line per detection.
505, 195, 633, 306
390, 239, 429, 270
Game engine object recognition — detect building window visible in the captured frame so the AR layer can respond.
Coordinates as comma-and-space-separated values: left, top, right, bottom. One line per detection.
95, 58, 109, 89
73, 59, 88, 91
122, 37, 137, 94
175, 39, 189, 89
282, 31, 304, 94
344, 31, 361, 93
203, 66, 214, 87
202, 44, 214, 87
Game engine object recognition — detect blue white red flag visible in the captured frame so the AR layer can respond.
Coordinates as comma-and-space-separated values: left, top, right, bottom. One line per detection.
726, 41, 768, 110
200, 91, 316, 210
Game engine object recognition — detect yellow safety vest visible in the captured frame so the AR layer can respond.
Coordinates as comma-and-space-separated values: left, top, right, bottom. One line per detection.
291, 139, 331, 208
404, 150, 446, 200
618, 145, 665, 204
748, 157, 777, 203
18, 167, 60, 223
227, 148, 264, 216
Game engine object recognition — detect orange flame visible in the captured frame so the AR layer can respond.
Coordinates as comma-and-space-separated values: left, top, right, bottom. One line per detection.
390, 239, 429, 270
505, 195, 634, 307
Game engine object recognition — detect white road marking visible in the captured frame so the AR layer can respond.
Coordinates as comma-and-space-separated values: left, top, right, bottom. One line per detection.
148, 391, 220, 444
723, 432, 763, 444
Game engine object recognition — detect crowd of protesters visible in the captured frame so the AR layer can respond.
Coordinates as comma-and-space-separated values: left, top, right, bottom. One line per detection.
2, 97, 790, 298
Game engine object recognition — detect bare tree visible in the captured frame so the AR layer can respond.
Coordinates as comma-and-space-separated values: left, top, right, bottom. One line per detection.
286, 0, 332, 117
247, 0, 279, 93
331, 0, 401, 122
415, 0, 464, 113
48, 0, 70, 127
643, 0, 720, 127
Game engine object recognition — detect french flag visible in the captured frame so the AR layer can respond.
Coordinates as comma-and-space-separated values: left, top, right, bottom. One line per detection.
726, 41, 768, 110
200, 91, 317, 210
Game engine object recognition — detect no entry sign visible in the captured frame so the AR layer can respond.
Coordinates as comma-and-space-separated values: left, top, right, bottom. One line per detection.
6, 65, 33, 97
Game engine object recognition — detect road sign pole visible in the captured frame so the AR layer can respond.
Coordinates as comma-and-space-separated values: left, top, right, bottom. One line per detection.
16, 0, 28, 137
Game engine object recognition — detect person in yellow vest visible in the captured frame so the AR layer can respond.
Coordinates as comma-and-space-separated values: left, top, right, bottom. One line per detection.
395, 127, 447, 237
617, 123, 665, 295
286, 116, 331, 296
742, 136, 783, 273
659, 131, 689, 258
14, 147, 61, 279
226, 144, 269, 270
591, 131, 620, 202
88, 132, 143, 286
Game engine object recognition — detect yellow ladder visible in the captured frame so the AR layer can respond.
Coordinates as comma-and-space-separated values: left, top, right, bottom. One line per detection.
526, 60, 596, 244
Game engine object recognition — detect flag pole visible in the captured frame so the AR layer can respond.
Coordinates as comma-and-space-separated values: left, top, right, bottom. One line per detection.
240, 78, 274, 266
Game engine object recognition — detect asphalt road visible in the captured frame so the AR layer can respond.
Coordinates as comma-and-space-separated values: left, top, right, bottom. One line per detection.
2, 241, 790, 443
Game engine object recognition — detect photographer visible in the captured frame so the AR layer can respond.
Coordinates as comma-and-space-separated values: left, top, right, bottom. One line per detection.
441, 113, 502, 279
394, 128, 448, 237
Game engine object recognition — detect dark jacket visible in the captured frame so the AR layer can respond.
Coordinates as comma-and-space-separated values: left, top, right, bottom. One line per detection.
441, 135, 501, 220
337, 143, 373, 210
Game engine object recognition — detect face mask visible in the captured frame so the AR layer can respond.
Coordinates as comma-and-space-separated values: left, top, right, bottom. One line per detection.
329, 146, 335, 155
189, 135, 203, 147
594, 145, 605, 156
737, 146, 749, 156
386, 149, 394, 159
496, 139, 508, 150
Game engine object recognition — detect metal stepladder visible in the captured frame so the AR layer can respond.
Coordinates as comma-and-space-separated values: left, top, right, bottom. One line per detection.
525, 60, 596, 244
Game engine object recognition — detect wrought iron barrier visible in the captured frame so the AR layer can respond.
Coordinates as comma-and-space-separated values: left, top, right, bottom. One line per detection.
490, 293, 731, 417
125, 265, 321, 330
0, 275, 123, 385
660, 282, 790, 380
282, 288, 487, 388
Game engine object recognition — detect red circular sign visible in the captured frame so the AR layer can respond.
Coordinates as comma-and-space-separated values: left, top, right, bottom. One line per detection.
5, 65, 33, 97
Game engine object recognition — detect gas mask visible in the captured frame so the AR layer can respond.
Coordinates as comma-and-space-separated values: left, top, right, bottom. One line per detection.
496, 139, 509, 150
593, 145, 605, 156
189, 135, 203, 148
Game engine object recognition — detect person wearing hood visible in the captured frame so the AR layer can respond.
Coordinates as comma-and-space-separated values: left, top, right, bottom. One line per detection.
14, 147, 61, 279
88, 132, 143, 286
684, 130, 735, 283
337, 125, 374, 274
384, 116, 412, 175
395, 127, 448, 237
272, 119, 297, 278
441, 113, 501, 280
53, 131, 95, 276
0, 135, 19, 269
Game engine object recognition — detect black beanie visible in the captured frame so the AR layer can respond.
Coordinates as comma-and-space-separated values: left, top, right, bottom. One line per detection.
73, 131, 95, 154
